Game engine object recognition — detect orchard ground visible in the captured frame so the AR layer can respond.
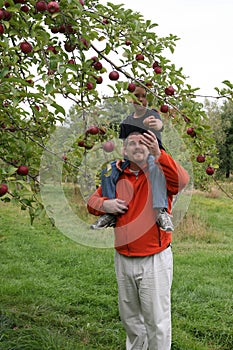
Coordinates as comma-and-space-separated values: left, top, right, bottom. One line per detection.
0, 182, 233, 350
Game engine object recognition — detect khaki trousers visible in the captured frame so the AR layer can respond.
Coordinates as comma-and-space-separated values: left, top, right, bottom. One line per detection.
114, 247, 173, 350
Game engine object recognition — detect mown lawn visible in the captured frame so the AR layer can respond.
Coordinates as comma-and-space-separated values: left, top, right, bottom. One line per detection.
0, 188, 233, 349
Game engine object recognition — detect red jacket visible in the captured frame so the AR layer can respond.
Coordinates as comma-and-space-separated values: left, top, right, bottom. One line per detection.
87, 150, 189, 256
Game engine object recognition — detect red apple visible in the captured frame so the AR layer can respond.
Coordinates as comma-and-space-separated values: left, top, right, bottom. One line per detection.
0, 184, 8, 197
86, 125, 99, 135
206, 166, 215, 175
152, 61, 159, 69
165, 86, 175, 96
3, 10, 12, 21
47, 1, 60, 13
127, 83, 136, 92
94, 76, 103, 84
102, 18, 109, 24
160, 105, 169, 113
136, 53, 144, 61
78, 140, 85, 147
79, 0, 84, 6
154, 66, 162, 74
20, 5, 29, 12
91, 56, 98, 62
109, 71, 119, 81
102, 141, 115, 153
35, 1, 47, 11
62, 155, 68, 161
0, 9, 5, 20
51, 26, 59, 34
68, 59, 75, 64
17, 165, 29, 176
64, 41, 76, 52
93, 61, 102, 71
8, 125, 16, 132
86, 82, 94, 90
0, 24, 4, 34
196, 155, 206, 163
186, 127, 196, 138
79, 37, 89, 49
145, 81, 153, 88
20, 41, 33, 54
47, 45, 58, 54
125, 40, 131, 46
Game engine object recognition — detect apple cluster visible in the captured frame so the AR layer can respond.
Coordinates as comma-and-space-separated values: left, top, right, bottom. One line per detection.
76, 125, 115, 153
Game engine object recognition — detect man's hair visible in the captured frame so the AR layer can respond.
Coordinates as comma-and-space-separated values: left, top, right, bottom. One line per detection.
123, 131, 142, 147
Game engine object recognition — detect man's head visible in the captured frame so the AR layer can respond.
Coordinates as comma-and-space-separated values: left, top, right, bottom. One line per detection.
123, 132, 150, 168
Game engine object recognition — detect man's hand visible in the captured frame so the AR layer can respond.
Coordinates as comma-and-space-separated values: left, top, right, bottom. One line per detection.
143, 116, 163, 131
102, 199, 128, 214
141, 130, 161, 158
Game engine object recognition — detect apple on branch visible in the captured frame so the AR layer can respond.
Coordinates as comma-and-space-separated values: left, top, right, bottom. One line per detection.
86, 82, 94, 90
93, 61, 103, 71
186, 127, 196, 138
0, 183, 8, 197
94, 76, 103, 84
165, 85, 175, 96
206, 166, 215, 175
20, 41, 33, 54
127, 83, 136, 92
35, 1, 47, 12
135, 53, 144, 61
17, 165, 29, 176
196, 155, 206, 163
160, 105, 169, 113
154, 66, 162, 74
0, 23, 5, 34
47, 1, 60, 13
102, 141, 115, 153
86, 125, 99, 135
109, 71, 119, 81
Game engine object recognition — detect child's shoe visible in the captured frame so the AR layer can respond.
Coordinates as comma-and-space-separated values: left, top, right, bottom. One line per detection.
90, 214, 116, 229
156, 209, 174, 231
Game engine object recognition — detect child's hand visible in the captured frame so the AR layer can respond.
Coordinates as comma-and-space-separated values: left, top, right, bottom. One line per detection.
143, 116, 163, 131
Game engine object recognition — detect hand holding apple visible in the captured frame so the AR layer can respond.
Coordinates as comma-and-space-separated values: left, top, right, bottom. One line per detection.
143, 116, 163, 131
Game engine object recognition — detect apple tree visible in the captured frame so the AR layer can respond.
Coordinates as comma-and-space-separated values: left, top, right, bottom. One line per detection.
0, 0, 232, 222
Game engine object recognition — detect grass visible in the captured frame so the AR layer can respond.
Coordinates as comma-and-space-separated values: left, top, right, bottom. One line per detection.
0, 186, 233, 349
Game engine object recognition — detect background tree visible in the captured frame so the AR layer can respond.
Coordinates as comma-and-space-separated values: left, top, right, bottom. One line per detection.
205, 99, 233, 179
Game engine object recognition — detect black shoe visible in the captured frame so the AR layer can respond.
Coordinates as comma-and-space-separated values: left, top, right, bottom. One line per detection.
156, 209, 174, 231
90, 214, 116, 229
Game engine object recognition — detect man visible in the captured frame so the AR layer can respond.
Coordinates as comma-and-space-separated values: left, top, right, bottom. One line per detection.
87, 130, 189, 350
90, 85, 174, 232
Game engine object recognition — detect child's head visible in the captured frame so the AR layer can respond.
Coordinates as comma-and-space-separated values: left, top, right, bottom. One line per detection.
132, 85, 148, 114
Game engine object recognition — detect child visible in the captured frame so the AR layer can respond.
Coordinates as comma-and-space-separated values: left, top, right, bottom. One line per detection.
90, 85, 174, 231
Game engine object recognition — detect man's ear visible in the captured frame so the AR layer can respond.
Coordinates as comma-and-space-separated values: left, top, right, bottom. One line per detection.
122, 146, 127, 158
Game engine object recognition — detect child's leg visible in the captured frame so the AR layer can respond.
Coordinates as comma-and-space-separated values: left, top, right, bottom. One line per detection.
147, 154, 174, 231
147, 154, 168, 210
90, 160, 129, 229
101, 160, 119, 199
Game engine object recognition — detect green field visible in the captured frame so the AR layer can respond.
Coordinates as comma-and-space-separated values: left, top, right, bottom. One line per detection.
0, 188, 233, 349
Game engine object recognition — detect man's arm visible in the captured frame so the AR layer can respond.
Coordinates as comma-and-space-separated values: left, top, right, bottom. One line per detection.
87, 187, 128, 216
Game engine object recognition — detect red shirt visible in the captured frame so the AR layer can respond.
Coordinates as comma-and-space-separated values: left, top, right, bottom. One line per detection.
87, 150, 189, 256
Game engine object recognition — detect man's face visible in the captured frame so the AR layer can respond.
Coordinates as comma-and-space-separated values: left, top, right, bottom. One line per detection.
124, 134, 149, 166
133, 86, 148, 113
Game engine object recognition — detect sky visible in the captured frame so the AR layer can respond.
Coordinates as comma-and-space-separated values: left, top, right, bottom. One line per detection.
101, 0, 233, 99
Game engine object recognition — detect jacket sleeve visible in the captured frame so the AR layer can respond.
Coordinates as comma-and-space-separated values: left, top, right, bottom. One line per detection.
87, 187, 108, 216
156, 150, 190, 195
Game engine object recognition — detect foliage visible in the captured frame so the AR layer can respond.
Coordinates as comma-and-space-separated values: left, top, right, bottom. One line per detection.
0, 0, 233, 223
